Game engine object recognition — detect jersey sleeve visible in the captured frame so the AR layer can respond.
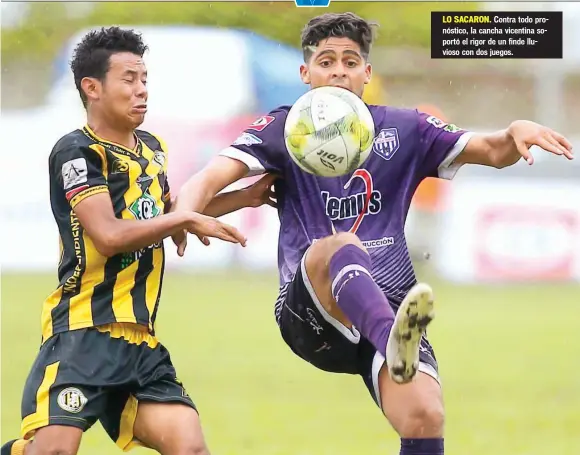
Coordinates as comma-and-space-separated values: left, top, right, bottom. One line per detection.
415, 111, 475, 180
219, 109, 288, 176
50, 144, 109, 209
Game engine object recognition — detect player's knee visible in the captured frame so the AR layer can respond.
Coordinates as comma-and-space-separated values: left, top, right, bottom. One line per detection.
305, 231, 368, 302
164, 436, 210, 455
397, 401, 445, 438
330, 231, 366, 254
30, 429, 81, 455
308, 231, 366, 268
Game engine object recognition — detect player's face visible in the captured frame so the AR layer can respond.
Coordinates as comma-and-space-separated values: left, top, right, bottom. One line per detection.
300, 37, 371, 98
84, 52, 148, 129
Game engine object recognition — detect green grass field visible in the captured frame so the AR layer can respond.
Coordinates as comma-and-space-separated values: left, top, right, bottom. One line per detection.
2, 271, 579, 454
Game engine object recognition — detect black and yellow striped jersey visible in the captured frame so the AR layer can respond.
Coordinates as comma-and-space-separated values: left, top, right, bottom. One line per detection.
43, 125, 171, 343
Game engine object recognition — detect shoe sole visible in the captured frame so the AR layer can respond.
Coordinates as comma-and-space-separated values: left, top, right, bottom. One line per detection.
386, 282, 435, 384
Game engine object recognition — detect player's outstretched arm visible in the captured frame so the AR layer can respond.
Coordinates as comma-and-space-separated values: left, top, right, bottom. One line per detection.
176, 156, 252, 214
73, 192, 246, 257
75, 193, 246, 257
199, 173, 277, 218
455, 120, 573, 168
173, 109, 286, 254
172, 155, 253, 254
51, 144, 246, 257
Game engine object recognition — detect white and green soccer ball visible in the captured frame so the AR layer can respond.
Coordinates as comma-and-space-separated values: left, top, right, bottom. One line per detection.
284, 86, 375, 177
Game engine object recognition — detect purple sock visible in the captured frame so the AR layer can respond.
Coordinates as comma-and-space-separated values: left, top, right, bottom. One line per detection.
400, 438, 444, 455
329, 244, 395, 354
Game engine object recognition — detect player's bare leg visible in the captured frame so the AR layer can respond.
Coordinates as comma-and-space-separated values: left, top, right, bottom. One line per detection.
2, 426, 83, 455
304, 232, 443, 454
378, 369, 445, 453
133, 402, 210, 455
304, 231, 434, 383
378, 370, 444, 438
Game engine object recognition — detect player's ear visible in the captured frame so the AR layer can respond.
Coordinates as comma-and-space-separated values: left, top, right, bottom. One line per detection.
364, 63, 372, 85
300, 64, 311, 85
81, 77, 100, 103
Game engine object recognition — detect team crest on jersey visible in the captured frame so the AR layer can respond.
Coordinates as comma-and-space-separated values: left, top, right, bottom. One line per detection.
372, 128, 400, 161
129, 191, 161, 220
57, 387, 88, 413
321, 169, 382, 234
248, 115, 275, 132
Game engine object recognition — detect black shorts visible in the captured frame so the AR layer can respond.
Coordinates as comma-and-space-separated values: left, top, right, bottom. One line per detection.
277, 254, 440, 409
20, 323, 195, 450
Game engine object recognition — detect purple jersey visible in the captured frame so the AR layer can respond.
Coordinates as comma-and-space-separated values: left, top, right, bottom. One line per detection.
221, 105, 473, 306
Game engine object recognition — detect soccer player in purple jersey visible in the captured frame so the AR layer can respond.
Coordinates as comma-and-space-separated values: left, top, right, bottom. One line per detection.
172, 13, 573, 455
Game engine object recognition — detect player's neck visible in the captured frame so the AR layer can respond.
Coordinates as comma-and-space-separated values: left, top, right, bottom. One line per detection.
87, 117, 137, 150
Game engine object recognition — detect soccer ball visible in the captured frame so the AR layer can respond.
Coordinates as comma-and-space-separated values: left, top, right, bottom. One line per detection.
284, 86, 375, 177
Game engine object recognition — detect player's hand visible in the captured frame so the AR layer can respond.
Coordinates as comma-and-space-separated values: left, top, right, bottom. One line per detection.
171, 229, 189, 257
185, 212, 247, 247
244, 173, 279, 208
169, 198, 192, 256
507, 120, 574, 165
169, 195, 213, 255
173, 230, 213, 256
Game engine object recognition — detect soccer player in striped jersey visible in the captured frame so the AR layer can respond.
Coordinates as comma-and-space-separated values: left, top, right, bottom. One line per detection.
1, 26, 274, 455
171, 12, 573, 455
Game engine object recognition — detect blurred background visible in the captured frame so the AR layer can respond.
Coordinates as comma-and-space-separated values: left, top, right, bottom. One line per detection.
1, 2, 579, 454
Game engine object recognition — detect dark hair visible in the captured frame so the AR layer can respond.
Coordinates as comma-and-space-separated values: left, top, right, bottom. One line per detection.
301, 12, 377, 62
70, 26, 148, 107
